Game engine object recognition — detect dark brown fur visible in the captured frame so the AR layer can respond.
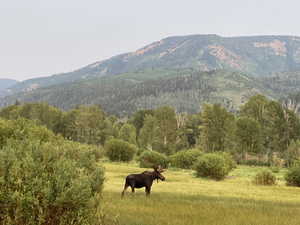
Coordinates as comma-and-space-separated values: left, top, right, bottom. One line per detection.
121, 166, 165, 197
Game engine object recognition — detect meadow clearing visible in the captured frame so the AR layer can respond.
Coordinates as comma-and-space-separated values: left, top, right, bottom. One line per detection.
101, 162, 300, 225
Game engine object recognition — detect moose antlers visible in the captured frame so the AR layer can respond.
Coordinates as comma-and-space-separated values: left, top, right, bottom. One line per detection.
154, 165, 165, 173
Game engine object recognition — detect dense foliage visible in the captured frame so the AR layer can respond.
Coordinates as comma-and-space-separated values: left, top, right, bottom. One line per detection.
253, 170, 277, 185
105, 138, 137, 162
170, 149, 203, 169
138, 151, 169, 168
194, 153, 235, 180
285, 165, 300, 187
1, 93, 300, 168
0, 118, 105, 225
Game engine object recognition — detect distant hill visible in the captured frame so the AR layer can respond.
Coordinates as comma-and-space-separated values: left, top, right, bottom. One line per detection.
0, 78, 18, 90
7, 34, 300, 95
0, 79, 19, 97
0, 69, 281, 115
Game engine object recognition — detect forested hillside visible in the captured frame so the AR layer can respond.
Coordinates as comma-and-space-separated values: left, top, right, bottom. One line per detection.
0, 70, 278, 115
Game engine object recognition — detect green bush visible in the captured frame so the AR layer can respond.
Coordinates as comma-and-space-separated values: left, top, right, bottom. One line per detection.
138, 150, 169, 168
194, 152, 235, 180
0, 118, 57, 148
105, 138, 137, 162
270, 166, 280, 173
220, 152, 237, 171
285, 165, 300, 187
0, 139, 105, 225
170, 149, 202, 169
253, 170, 276, 185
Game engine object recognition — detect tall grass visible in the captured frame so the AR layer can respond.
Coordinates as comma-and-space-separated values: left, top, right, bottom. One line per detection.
102, 162, 300, 225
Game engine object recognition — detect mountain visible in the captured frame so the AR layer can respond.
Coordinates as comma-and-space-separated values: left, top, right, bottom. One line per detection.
0, 79, 19, 97
7, 34, 300, 95
2, 34, 300, 115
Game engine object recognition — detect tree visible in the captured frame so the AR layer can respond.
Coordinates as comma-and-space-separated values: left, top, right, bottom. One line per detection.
119, 123, 137, 145
154, 106, 178, 154
235, 117, 263, 159
240, 95, 269, 125
177, 114, 202, 149
0, 102, 64, 134
240, 95, 300, 160
284, 140, 300, 167
62, 105, 106, 145
200, 104, 235, 152
281, 92, 300, 114
130, 109, 154, 138
139, 115, 159, 150
0, 104, 21, 120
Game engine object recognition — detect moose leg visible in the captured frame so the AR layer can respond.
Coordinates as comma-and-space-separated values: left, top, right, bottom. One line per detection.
131, 186, 135, 193
121, 183, 129, 198
145, 186, 151, 196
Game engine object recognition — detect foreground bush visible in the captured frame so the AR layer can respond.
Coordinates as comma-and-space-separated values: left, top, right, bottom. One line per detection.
170, 149, 202, 169
138, 150, 169, 168
253, 170, 276, 185
194, 152, 235, 180
285, 165, 300, 187
0, 117, 57, 148
0, 139, 105, 225
105, 138, 137, 162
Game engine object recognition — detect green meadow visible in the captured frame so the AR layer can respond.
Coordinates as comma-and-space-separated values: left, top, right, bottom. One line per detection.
102, 162, 300, 225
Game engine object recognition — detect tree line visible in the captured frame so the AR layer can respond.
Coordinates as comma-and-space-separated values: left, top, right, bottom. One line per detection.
1, 94, 300, 166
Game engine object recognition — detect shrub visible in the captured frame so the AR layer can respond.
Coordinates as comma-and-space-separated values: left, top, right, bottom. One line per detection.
0, 118, 57, 148
105, 138, 137, 162
194, 152, 235, 180
138, 150, 169, 168
285, 165, 300, 187
220, 152, 237, 171
170, 149, 202, 169
253, 170, 276, 185
270, 166, 280, 173
0, 139, 105, 225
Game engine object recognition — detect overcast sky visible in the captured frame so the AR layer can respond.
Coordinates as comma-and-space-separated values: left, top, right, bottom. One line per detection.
1, 0, 299, 81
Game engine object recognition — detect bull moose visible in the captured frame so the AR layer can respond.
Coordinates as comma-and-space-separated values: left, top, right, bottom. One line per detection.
121, 165, 166, 197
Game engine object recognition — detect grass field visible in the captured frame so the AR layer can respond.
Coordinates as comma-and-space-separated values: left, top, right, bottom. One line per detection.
101, 162, 300, 225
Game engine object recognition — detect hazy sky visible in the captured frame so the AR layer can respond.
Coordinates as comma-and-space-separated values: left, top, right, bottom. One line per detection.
1, 0, 299, 81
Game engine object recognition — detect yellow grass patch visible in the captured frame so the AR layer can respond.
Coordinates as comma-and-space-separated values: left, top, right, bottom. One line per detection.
102, 162, 300, 225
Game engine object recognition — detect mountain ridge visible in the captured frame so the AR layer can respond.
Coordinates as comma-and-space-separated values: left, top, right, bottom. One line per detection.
6, 34, 300, 94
